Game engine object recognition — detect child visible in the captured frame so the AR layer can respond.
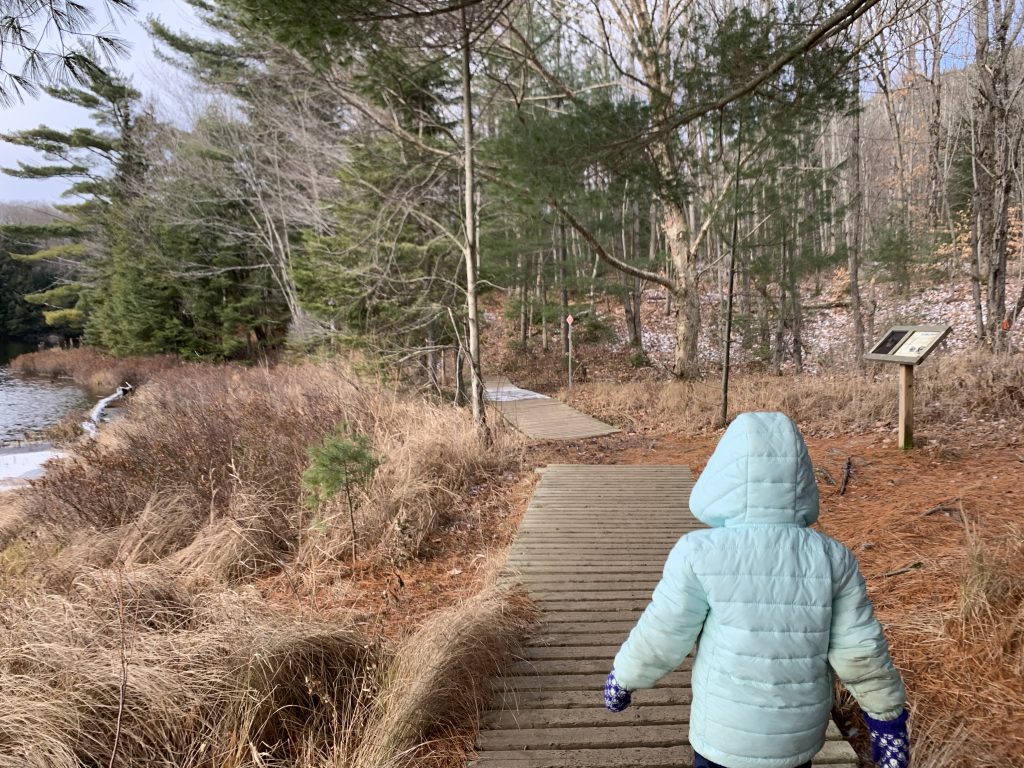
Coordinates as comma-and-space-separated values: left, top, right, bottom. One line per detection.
603, 412, 909, 768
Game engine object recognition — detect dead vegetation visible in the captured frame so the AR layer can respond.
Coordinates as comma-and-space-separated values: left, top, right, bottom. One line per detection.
568, 350, 1024, 438
14, 363, 521, 580
819, 448, 1024, 768
0, 361, 533, 768
0, 574, 530, 768
10, 347, 186, 392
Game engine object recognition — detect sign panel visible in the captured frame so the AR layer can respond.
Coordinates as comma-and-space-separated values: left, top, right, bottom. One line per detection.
864, 324, 951, 365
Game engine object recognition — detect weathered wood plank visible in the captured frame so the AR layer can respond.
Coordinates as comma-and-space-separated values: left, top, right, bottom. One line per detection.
477, 723, 688, 750
509, 658, 692, 676
518, 645, 626, 661
491, 687, 691, 710
472, 745, 693, 767
526, 600, 652, 612
483, 704, 690, 729
492, 670, 690, 692
472, 742, 856, 768
530, 590, 654, 601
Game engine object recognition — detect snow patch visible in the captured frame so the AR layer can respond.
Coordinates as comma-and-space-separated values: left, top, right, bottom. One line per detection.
0, 445, 65, 493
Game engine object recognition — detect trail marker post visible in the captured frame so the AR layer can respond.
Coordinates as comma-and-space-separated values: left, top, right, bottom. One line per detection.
566, 314, 574, 390
864, 324, 952, 450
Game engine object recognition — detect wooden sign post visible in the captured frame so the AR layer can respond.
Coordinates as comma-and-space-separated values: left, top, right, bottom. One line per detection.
898, 363, 914, 450
566, 314, 575, 390
864, 324, 952, 450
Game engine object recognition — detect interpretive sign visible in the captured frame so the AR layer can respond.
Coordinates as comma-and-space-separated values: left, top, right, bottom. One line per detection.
863, 324, 951, 365
864, 324, 952, 450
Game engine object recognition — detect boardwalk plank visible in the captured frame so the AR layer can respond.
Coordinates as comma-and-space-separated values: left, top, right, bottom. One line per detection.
483, 384, 619, 440
483, 704, 690, 729
509, 658, 693, 676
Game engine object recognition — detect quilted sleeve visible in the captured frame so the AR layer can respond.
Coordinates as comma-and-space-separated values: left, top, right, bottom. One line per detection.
827, 544, 906, 719
612, 536, 709, 690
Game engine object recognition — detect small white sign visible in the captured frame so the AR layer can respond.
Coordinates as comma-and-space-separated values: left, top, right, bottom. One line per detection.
566, 314, 574, 325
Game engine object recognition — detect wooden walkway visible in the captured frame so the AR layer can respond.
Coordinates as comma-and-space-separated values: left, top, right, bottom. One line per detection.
483, 376, 618, 440
475, 464, 858, 768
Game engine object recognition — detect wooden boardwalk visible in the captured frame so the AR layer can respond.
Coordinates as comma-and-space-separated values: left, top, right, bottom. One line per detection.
475, 464, 858, 768
483, 376, 618, 440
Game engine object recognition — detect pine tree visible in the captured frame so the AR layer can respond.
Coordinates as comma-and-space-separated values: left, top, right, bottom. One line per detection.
0, 67, 141, 335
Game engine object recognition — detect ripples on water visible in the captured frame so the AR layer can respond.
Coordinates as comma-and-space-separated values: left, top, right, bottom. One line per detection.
0, 364, 90, 445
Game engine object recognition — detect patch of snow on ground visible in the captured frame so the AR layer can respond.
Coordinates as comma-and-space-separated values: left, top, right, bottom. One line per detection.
485, 384, 550, 402
0, 445, 65, 492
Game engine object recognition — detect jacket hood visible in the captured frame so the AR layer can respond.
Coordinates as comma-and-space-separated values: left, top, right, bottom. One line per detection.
689, 412, 819, 528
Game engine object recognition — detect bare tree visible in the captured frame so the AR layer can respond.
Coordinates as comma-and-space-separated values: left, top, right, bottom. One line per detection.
971, 0, 1024, 349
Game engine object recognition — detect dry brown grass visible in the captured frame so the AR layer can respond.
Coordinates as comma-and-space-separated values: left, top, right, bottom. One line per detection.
17, 363, 521, 581
10, 347, 185, 391
0, 568, 532, 768
0, 358, 533, 768
569, 351, 1024, 437
0, 578, 377, 768
351, 585, 535, 768
873, 525, 1024, 768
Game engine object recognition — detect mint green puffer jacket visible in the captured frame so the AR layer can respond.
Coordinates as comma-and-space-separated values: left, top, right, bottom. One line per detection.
612, 412, 906, 768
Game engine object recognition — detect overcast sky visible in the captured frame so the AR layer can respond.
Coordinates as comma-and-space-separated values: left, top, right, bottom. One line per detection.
0, 0, 202, 203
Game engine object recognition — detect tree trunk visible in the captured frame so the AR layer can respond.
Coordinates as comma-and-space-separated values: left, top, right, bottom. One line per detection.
970, 106, 989, 344
453, 345, 466, 406
518, 252, 528, 347
772, 285, 787, 376
539, 251, 548, 352
847, 95, 866, 364
791, 274, 804, 375
460, 9, 485, 430
665, 203, 700, 378
426, 324, 439, 391
925, 0, 944, 226
559, 218, 569, 355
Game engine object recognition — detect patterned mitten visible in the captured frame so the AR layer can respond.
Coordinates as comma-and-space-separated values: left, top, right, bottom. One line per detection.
603, 670, 632, 712
864, 709, 910, 768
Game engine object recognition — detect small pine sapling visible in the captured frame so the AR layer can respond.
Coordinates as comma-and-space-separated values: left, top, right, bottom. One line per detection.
303, 426, 380, 564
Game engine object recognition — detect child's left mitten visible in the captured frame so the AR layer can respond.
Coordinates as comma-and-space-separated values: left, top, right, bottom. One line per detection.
864, 709, 910, 768
603, 670, 632, 712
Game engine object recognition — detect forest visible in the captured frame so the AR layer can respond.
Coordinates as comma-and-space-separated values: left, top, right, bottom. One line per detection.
2, 1, 1024, 767
1, 0, 1021, 393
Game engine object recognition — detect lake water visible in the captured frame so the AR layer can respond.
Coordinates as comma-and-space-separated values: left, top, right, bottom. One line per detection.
0, 342, 90, 446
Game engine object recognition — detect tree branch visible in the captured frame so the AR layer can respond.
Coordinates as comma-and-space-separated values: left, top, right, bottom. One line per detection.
646, 0, 884, 138
548, 197, 673, 291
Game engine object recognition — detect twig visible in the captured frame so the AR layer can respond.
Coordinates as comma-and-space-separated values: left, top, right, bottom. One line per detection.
923, 498, 964, 523
815, 465, 837, 486
883, 561, 924, 578
837, 458, 853, 496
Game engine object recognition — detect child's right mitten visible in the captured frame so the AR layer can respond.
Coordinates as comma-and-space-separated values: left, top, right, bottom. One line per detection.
864, 709, 909, 768
603, 670, 632, 712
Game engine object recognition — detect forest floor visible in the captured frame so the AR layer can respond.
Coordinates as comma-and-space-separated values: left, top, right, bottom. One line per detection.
486, 275, 1024, 767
